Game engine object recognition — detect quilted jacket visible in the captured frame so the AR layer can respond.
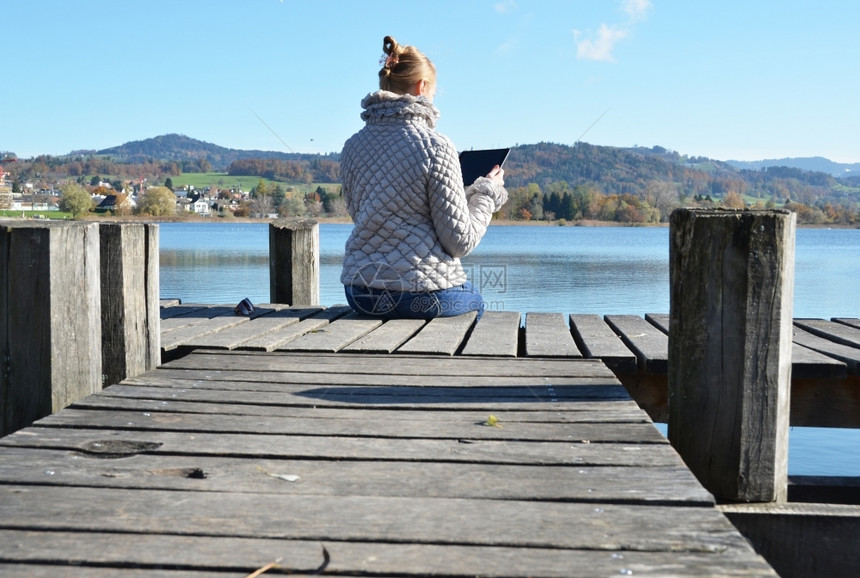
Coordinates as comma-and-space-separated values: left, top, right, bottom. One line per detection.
340, 90, 508, 292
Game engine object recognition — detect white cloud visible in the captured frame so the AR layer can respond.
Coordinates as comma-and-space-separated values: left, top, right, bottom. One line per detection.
494, 0, 516, 14
622, 0, 652, 21
574, 0, 651, 62
574, 24, 628, 62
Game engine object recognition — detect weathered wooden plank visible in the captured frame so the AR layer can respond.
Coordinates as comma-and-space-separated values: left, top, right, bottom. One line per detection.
0, 529, 775, 577
35, 408, 668, 444
124, 366, 620, 388
183, 306, 321, 350
649, 313, 848, 378
1, 427, 682, 467
159, 298, 181, 307
159, 305, 235, 333
159, 304, 208, 320
790, 343, 848, 379
788, 475, 860, 505
524, 312, 581, 357
160, 315, 250, 351
604, 314, 669, 373
237, 316, 329, 351
162, 351, 617, 378
0, 565, 217, 578
0, 484, 756, 554
794, 317, 860, 349
397, 312, 478, 355
791, 327, 855, 375
0, 448, 709, 504
279, 312, 383, 352
238, 305, 350, 351
833, 317, 860, 330
570, 314, 637, 373
163, 304, 236, 317
72, 393, 650, 422
95, 382, 636, 412
790, 375, 860, 428
461, 311, 521, 357
645, 312, 669, 333
341, 318, 426, 353
720, 502, 860, 578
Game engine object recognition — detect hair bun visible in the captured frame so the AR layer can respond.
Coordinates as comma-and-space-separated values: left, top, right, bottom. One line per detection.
383, 35, 398, 56
377, 35, 435, 94
380, 35, 401, 70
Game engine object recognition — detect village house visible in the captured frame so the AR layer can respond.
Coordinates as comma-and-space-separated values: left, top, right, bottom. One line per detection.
188, 192, 211, 215
95, 193, 135, 214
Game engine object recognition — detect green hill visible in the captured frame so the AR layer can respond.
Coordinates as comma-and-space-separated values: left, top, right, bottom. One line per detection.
96, 133, 330, 170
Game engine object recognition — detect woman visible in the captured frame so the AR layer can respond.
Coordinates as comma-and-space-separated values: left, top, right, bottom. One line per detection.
340, 35, 508, 319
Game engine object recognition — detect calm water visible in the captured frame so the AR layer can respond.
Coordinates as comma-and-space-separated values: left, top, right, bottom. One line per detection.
159, 222, 860, 476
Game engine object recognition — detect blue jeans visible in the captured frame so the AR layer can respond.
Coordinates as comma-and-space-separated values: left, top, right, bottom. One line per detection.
344, 282, 484, 320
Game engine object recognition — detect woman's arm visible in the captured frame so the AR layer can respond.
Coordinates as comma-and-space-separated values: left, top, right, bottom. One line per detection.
426, 140, 508, 258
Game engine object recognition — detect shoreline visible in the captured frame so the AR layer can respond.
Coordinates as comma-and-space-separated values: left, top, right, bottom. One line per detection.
3, 213, 857, 229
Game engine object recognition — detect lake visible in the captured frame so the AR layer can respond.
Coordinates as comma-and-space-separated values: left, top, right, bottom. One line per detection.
159, 222, 860, 477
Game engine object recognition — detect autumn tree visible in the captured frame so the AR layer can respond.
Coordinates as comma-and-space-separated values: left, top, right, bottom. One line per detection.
279, 193, 305, 218
249, 193, 274, 218
251, 179, 269, 199
644, 181, 680, 222
722, 191, 746, 209
58, 183, 94, 218
138, 186, 176, 216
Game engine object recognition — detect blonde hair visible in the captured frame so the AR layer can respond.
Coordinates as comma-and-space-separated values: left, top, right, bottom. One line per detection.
379, 35, 436, 94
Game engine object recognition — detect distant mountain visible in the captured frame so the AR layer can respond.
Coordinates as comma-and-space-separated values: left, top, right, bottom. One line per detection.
96, 133, 328, 170
725, 156, 860, 177
94, 134, 858, 180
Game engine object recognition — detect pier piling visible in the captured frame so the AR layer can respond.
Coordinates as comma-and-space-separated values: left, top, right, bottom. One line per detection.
269, 219, 319, 306
668, 208, 796, 503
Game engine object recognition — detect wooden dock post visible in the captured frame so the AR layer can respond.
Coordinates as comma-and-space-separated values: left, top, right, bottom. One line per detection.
99, 223, 160, 387
0, 221, 102, 436
269, 219, 319, 306
668, 208, 796, 503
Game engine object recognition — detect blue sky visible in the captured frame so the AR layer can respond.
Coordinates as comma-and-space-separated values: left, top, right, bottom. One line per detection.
4, 0, 859, 163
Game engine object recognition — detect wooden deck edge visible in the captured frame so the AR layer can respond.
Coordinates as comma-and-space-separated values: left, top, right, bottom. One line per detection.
788, 475, 860, 505
719, 501, 860, 578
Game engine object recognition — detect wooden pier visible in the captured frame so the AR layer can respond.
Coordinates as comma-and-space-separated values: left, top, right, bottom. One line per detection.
2, 214, 859, 576
157, 302, 860, 430
0, 311, 779, 576
2, 302, 859, 575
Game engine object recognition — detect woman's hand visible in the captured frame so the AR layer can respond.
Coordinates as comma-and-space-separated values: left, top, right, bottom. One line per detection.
487, 165, 505, 186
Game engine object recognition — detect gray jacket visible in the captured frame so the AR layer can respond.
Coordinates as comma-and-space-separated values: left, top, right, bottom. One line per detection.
340, 90, 508, 292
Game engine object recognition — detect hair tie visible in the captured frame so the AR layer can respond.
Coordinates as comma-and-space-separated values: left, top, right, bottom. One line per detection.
379, 53, 399, 69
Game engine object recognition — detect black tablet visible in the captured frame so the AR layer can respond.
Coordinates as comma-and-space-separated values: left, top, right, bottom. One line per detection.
458, 148, 510, 187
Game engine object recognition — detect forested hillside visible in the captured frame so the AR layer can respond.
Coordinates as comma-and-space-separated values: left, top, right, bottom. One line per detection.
94, 133, 329, 170
496, 142, 858, 223
4, 136, 858, 224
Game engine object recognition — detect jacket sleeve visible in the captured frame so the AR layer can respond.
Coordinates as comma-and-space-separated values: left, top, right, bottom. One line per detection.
426, 139, 508, 259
